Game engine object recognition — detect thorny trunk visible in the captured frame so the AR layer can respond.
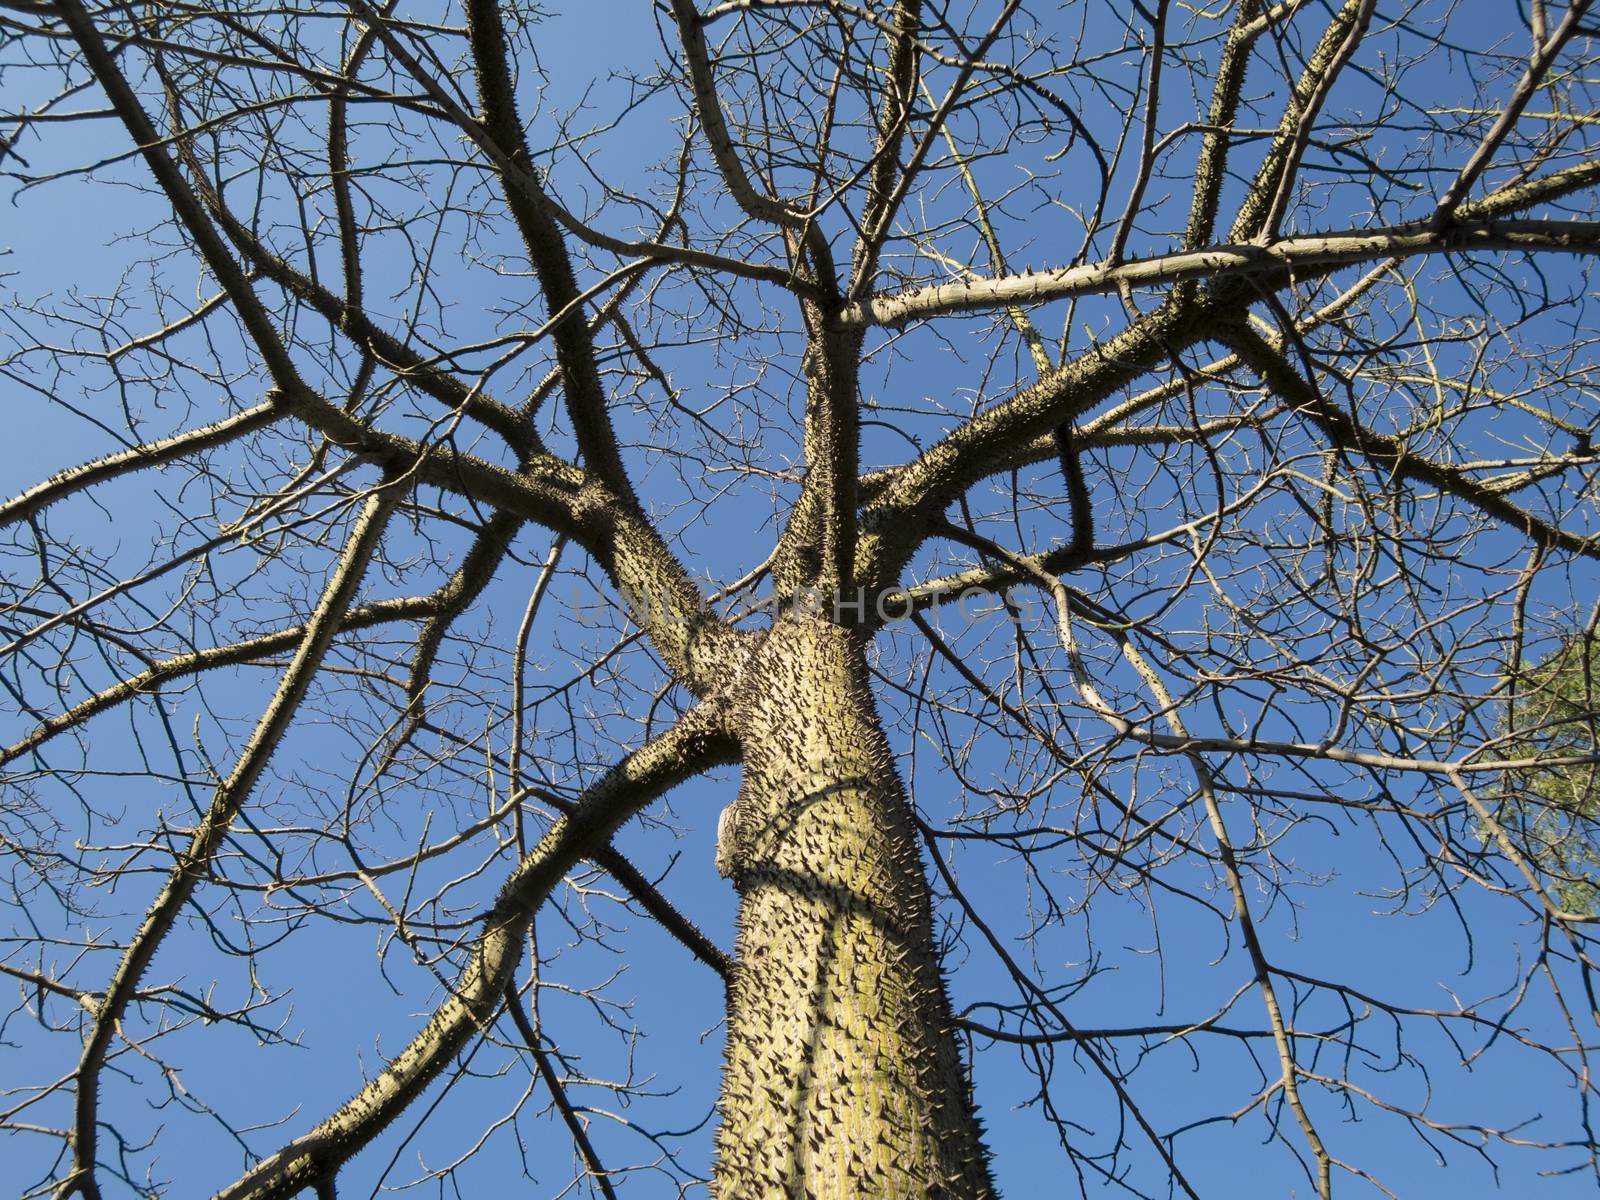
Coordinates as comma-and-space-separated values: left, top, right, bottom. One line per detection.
713, 617, 995, 1198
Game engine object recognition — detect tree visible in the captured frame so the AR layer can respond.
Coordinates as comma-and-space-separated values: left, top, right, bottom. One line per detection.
2, 0, 1600, 1196
1498, 627, 1600, 914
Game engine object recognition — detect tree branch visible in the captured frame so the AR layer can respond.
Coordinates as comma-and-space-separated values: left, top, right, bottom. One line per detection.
62, 480, 404, 1200
0, 401, 279, 529
1221, 321, 1600, 562
208, 703, 737, 1200
843, 218, 1600, 328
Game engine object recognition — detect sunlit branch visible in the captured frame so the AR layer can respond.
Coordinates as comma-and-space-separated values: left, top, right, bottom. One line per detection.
0, 400, 279, 529
1, 594, 437, 769
1433, 0, 1595, 222
844, 218, 1600, 328
60, 479, 404, 1200
1222, 321, 1600, 562
1228, 0, 1376, 243
209, 703, 736, 1200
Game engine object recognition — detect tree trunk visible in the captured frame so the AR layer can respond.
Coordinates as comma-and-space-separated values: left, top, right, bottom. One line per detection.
713, 616, 995, 1198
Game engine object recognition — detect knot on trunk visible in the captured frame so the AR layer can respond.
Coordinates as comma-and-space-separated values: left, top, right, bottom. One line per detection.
713, 797, 749, 881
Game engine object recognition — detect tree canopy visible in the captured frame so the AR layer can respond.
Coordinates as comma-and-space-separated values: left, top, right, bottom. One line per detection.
3, 1, 1600, 1198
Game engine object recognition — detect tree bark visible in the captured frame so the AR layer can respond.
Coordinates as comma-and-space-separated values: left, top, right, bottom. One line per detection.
714, 616, 994, 1198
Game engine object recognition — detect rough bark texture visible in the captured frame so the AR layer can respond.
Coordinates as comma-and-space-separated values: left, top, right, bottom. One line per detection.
714, 616, 994, 1198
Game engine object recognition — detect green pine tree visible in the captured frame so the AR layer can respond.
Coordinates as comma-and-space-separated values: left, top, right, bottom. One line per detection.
1500, 632, 1600, 914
